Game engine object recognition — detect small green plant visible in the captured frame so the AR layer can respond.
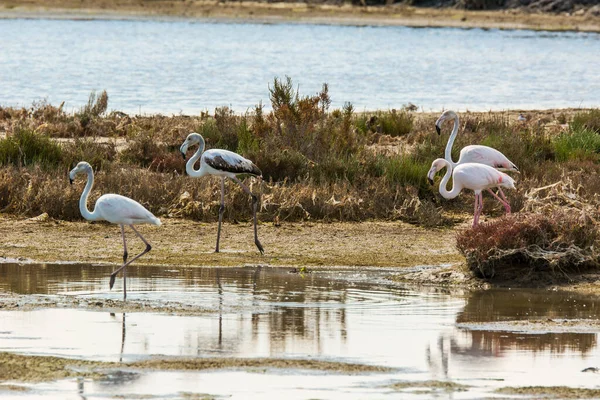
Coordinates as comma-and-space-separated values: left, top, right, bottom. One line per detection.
378, 109, 414, 137
377, 155, 430, 194
571, 109, 600, 133
0, 128, 62, 168
554, 126, 600, 162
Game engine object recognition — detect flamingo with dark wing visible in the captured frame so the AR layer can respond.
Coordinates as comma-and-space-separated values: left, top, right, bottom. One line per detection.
180, 133, 264, 254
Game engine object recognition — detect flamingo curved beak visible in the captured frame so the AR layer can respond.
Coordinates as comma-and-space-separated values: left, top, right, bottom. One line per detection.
428, 177, 434, 185
181, 152, 186, 160
435, 125, 441, 135
69, 178, 73, 185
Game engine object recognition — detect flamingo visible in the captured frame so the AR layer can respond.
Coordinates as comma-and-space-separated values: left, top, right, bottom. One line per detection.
427, 158, 515, 227
180, 133, 264, 254
69, 161, 161, 300
436, 110, 518, 213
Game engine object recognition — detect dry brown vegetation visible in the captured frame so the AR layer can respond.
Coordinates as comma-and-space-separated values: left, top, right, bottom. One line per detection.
457, 175, 600, 281
1, 83, 600, 232
457, 211, 600, 281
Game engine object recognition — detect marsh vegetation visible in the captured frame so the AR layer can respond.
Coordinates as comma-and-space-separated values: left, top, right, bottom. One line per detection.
1, 79, 600, 277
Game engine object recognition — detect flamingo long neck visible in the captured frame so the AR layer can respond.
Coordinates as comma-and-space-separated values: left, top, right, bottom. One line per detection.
186, 136, 208, 178
444, 113, 460, 167
438, 160, 463, 200
79, 169, 101, 221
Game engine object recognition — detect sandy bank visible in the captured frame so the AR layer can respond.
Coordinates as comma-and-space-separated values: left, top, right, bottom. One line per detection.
1, 1, 599, 32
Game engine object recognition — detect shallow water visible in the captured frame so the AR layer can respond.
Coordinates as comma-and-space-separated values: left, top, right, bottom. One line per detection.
2, 263, 600, 398
1, 19, 600, 113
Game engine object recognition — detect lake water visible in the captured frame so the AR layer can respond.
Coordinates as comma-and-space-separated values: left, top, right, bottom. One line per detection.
1, 18, 600, 114
2, 263, 600, 399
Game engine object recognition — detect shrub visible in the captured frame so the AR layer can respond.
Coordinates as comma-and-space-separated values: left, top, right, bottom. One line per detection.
61, 138, 117, 171
554, 126, 600, 162
377, 109, 414, 137
0, 127, 62, 169
571, 109, 600, 134
456, 212, 600, 280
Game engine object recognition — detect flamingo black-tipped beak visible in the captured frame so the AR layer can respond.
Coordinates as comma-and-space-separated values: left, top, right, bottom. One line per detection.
428, 177, 434, 185
181, 152, 186, 160
69, 178, 73, 185
435, 125, 441, 135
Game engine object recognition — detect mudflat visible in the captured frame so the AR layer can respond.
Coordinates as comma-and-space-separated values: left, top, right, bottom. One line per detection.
0, 215, 463, 268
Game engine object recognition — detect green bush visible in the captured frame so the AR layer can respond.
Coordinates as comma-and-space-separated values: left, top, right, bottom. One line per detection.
571, 109, 600, 134
554, 126, 600, 162
0, 128, 62, 169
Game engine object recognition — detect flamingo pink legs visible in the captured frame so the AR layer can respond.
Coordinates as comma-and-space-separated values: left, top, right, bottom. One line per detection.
473, 192, 484, 227
473, 190, 511, 227
487, 189, 511, 214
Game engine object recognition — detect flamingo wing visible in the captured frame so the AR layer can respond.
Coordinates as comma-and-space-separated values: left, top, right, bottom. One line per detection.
454, 163, 515, 191
458, 145, 518, 172
203, 149, 262, 176
95, 194, 161, 226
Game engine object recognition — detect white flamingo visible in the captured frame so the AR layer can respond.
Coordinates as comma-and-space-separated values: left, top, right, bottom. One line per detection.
436, 110, 518, 213
69, 161, 161, 300
180, 133, 264, 254
427, 158, 516, 227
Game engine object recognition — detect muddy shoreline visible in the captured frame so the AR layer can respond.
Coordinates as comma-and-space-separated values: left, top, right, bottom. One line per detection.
4, 213, 600, 293
1, 1, 600, 32
0, 215, 463, 268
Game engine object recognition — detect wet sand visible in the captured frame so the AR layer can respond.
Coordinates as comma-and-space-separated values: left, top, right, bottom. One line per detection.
0, 352, 391, 383
0, 215, 463, 268
1, 0, 599, 32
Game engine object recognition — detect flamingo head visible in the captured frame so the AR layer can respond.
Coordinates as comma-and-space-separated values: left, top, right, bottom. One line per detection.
435, 110, 458, 135
69, 161, 92, 184
180, 132, 203, 160
427, 158, 450, 185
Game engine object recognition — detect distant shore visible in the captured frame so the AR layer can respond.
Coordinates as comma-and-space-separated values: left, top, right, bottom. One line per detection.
1, 0, 600, 32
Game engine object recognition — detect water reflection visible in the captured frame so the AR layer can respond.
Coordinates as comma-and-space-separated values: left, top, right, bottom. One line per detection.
457, 289, 600, 322
454, 289, 600, 355
2, 263, 600, 392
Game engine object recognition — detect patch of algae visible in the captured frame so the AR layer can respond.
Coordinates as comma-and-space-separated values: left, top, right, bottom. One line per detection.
0, 352, 112, 382
389, 380, 470, 393
0, 352, 392, 383
496, 386, 600, 399
127, 357, 393, 373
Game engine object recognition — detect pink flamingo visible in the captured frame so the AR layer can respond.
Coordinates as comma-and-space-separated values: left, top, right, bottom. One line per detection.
427, 158, 516, 227
436, 110, 518, 213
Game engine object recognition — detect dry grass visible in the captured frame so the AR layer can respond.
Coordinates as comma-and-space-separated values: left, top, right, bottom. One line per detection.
1, 84, 600, 233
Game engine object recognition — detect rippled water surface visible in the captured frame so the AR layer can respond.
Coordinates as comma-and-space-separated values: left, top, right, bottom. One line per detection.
1, 19, 600, 113
2, 263, 600, 398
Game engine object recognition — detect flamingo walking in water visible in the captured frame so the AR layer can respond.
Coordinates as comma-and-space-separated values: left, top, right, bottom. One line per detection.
427, 158, 516, 227
436, 110, 518, 213
180, 133, 264, 254
69, 161, 161, 300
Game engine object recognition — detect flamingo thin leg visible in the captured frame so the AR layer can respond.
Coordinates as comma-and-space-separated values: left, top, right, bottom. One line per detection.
478, 193, 484, 222
497, 188, 511, 213
109, 225, 153, 300
487, 189, 511, 214
215, 177, 225, 253
231, 176, 264, 254
473, 192, 480, 227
